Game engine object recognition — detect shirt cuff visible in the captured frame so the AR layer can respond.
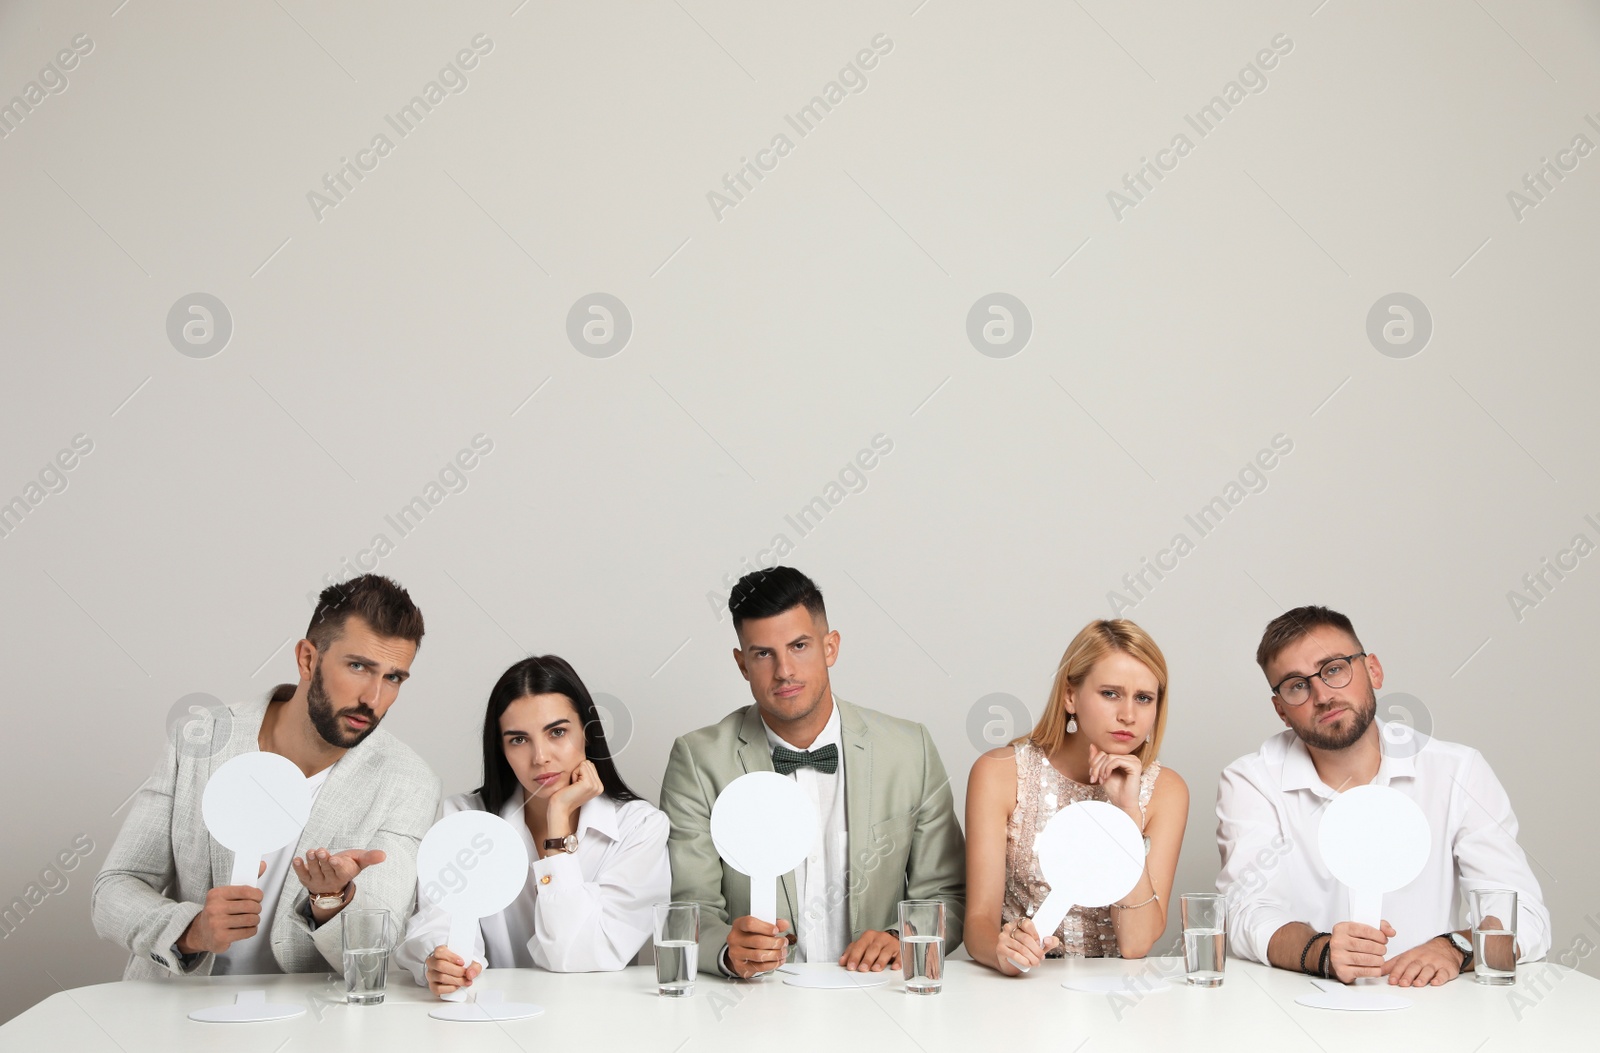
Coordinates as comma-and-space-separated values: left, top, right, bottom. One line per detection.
1239, 911, 1292, 965
529, 849, 584, 893
166, 946, 204, 974
718, 942, 736, 978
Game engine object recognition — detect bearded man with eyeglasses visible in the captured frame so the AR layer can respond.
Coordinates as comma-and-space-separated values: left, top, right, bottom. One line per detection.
1215, 605, 1549, 987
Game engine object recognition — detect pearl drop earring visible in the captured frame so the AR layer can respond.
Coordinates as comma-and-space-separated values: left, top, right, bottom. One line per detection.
1066, 712, 1078, 734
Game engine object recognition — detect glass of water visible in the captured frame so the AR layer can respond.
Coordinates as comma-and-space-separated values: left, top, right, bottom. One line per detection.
653, 902, 699, 996
341, 908, 390, 1005
898, 900, 945, 995
1181, 893, 1226, 987
1471, 889, 1518, 985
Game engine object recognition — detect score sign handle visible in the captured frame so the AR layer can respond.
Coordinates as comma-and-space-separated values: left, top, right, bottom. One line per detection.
438, 914, 482, 1003
750, 874, 778, 926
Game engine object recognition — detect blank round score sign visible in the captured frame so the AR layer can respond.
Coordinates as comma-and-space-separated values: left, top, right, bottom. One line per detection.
710, 771, 817, 924
416, 811, 530, 1002
201, 752, 313, 887
1318, 784, 1430, 928
1009, 800, 1144, 972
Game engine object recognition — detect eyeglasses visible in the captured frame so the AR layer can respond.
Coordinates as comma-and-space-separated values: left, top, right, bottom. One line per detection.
1271, 653, 1367, 706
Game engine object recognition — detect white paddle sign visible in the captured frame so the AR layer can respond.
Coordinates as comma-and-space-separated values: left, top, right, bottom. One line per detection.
1318, 784, 1430, 931
416, 811, 530, 1003
1011, 801, 1145, 973
711, 772, 817, 926
201, 752, 313, 888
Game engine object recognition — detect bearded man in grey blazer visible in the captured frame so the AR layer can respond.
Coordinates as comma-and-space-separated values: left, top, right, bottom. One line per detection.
662, 566, 965, 979
92, 574, 441, 979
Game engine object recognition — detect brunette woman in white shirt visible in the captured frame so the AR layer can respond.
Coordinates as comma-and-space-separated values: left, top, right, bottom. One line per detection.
397, 655, 669, 993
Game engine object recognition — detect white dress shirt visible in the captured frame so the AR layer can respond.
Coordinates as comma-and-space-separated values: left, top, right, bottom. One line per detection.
1216, 721, 1551, 966
763, 704, 850, 964
214, 763, 334, 975
396, 787, 670, 980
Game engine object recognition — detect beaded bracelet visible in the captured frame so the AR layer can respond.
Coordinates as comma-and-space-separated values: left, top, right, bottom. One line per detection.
1299, 932, 1327, 974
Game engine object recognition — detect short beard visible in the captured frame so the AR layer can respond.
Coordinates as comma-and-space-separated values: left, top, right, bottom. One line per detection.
765, 679, 828, 729
305, 660, 379, 749
1297, 691, 1376, 751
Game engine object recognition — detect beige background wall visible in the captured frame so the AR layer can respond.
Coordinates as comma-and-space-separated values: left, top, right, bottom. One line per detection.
2, 0, 1597, 1025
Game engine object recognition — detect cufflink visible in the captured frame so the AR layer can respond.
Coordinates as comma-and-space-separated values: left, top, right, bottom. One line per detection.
539, 874, 552, 885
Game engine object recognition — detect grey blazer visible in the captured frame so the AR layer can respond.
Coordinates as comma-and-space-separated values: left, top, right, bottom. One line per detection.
91, 697, 441, 979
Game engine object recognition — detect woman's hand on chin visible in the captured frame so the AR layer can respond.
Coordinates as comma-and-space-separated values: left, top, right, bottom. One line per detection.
1088, 743, 1144, 825
546, 759, 604, 821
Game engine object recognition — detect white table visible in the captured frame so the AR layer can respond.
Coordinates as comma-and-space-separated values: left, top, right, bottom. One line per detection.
4, 957, 1594, 1051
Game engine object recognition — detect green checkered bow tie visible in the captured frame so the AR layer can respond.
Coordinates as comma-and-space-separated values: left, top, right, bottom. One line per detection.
771, 743, 838, 776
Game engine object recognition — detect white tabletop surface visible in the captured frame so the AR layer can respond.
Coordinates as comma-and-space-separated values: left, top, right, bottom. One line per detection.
4, 956, 1594, 1051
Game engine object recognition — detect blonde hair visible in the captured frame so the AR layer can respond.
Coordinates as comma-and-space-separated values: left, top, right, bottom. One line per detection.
1017, 619, 1170, 766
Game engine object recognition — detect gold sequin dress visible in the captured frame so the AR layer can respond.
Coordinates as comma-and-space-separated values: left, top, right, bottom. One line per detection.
1003, 739, 1161, 957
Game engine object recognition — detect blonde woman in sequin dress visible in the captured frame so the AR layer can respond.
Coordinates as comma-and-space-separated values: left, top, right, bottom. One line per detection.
964, 620, 1189, 975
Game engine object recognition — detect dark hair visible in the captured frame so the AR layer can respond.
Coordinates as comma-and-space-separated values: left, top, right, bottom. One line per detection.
728, 566, 826, 632
477, 655, 640, 815
306, 574, 425, 653
1255, 605, 1363, 673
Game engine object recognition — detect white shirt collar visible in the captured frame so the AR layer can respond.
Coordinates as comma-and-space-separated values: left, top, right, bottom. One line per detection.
760, 698, 842, 754
1279, 719, 1419, 794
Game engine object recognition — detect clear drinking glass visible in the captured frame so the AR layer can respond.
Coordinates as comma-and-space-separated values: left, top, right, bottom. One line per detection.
341, 908, 390, 1005
898, 900, 945, 995
1471, 889, 1518, 986
653, 902, 699, 996
1181, 893, 1226, 987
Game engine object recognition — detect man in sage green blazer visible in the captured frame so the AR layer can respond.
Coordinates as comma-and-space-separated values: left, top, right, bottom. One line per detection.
661, 567, 965, 978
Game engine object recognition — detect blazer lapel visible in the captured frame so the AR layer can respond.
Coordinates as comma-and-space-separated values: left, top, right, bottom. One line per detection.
735, 704, 773, 776
838, 698, 872, 937
735, 705, 799, 925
